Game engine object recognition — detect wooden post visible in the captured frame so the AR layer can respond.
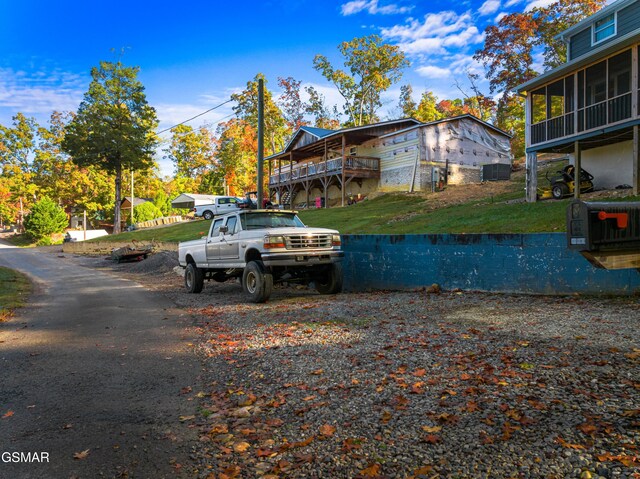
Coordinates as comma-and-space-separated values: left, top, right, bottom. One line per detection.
257, 78, 265, 208
634, 125, 639, 195
130, 167, 134, 226
525, 151, 538, 203
83, 210, 87, 241
341, 135, 346, 207
574, 141, 581, 199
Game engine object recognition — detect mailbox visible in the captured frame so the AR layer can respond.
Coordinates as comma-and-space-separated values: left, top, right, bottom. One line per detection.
567, 200, 640, 269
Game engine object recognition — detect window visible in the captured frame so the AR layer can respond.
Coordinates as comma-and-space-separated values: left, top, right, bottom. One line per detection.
225, 216, 238, 234
593, 13, 615, 44
548, 80, 565, 118
608, 50, 631, 97
211, 218, 224, 237
532, 88, 547, 123
586, 60, 607, 105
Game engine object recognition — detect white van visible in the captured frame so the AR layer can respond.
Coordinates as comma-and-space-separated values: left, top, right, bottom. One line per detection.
192, 196, 241, 220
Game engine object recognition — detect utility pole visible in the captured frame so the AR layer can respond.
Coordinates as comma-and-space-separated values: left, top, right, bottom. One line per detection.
257, 78, 265, 209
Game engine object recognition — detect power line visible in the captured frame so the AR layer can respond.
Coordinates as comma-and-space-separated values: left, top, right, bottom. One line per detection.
157, 112, 237, 145
156, 99, 234, 135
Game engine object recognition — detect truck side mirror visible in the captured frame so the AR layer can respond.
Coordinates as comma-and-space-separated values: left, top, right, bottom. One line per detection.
219, 225, 228, 234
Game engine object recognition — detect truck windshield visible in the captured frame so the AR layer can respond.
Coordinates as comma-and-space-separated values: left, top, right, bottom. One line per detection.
241, 213, 305, 230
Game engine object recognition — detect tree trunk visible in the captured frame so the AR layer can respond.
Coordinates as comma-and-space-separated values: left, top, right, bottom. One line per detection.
113, 163, 122, 234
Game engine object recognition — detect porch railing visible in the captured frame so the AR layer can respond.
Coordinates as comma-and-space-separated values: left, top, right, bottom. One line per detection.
530, 91, 633, 146
269, 156, 380, 186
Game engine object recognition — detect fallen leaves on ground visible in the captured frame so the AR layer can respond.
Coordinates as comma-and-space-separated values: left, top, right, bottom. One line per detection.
73, 449, 90, 460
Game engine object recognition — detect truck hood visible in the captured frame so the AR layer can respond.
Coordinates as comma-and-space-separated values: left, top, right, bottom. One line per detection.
258, 227, 339, 236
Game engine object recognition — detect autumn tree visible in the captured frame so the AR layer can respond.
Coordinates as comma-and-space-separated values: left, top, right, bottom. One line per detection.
33, 111, 115, 223
0, 113, 39, 227
313, 34, 409, 126
415, 91, 441, 123
215, 119, 258, 196
398, 85, 417, 118
163, 124, 218, 193
278, 77, 309, 132
305, 86, 341, 130
62, 60, 158, 234
231, 74, 289, 156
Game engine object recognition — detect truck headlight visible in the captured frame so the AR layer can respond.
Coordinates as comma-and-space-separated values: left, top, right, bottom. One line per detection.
264, 235, 286, 248
332, 234, 341, 247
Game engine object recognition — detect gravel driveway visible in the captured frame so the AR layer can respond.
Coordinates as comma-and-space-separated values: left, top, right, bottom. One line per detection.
76, 251, 640, 479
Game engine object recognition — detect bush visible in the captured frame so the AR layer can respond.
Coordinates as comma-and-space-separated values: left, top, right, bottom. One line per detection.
133, 202, 163, 223
23, 197, 68, 243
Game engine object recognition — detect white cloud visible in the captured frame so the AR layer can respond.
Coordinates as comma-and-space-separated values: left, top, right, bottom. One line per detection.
382, 11, 485, 56
525, 0, 555, 10
416, 65, 452, 79
478, 0, 500, 16
0, 66, 85, 124
495, 12, 507, 23
341, 0, 413, 16
504, 0, 522, 7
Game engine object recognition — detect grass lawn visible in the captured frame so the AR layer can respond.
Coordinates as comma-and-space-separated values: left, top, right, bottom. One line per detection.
93, 219, 211, 243
0, 266, 31, 321
89, 186, 640, 243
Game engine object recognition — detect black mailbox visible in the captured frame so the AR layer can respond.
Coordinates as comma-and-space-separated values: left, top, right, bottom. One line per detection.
567, 200, 640, 252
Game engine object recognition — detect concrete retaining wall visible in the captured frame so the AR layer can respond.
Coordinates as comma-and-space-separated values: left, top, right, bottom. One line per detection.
341, 233, 640, 295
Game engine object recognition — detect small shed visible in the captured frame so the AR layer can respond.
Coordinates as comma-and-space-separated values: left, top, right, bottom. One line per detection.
121, 197, 151, 209
171, 193, 219, 210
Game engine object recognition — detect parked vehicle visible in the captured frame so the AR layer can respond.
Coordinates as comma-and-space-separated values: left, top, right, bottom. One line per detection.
178, 209, 344, 303
191, 196, 241, 220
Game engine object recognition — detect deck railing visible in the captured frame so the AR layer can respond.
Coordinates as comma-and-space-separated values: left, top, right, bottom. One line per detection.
269, 156, 380, 186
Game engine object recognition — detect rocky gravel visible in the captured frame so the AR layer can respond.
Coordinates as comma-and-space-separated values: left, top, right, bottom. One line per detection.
70, 252, 640, 479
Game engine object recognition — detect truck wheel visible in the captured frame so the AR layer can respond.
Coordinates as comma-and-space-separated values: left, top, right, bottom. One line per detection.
203, 210, 214, 220
315, 263, 343, 295
185, 263, 204, 294
242, 261, 273, 303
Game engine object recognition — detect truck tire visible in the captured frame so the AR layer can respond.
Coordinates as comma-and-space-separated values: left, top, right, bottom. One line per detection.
185, 263, 204, 294
242, 260, 273, 303
315, 263, 343, 295
203, 210, 214, 220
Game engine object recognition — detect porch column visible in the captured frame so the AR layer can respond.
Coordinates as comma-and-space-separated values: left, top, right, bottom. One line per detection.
341, 134, 346, 207
525, 151, 538, 203
324, 140, 328, 208
634, 125, 639, 195
574, 141, 581, 199
289, 152, 293, 208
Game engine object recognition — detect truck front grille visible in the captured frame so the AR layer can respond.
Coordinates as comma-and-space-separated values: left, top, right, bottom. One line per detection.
285, 234, 333, 249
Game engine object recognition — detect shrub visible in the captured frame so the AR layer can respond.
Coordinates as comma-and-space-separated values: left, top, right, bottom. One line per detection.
23, 197, 68, 243
133, 202, 163, 223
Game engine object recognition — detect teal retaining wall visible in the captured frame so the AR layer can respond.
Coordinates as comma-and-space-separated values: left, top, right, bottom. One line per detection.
341, 233, 640, 295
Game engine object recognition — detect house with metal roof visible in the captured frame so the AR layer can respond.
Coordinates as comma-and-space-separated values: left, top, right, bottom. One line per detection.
516, 0, 640, 202
267, 116, 512, 208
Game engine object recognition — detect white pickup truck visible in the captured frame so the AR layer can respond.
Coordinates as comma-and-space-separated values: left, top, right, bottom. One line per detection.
178, 209, 344, 303
191, 196, 241, 220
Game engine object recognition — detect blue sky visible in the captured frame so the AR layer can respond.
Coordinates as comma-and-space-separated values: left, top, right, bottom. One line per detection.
0, 0, 551, 175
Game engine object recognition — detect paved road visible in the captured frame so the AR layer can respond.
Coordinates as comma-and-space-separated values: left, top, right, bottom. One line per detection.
0, 243, 200, 478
